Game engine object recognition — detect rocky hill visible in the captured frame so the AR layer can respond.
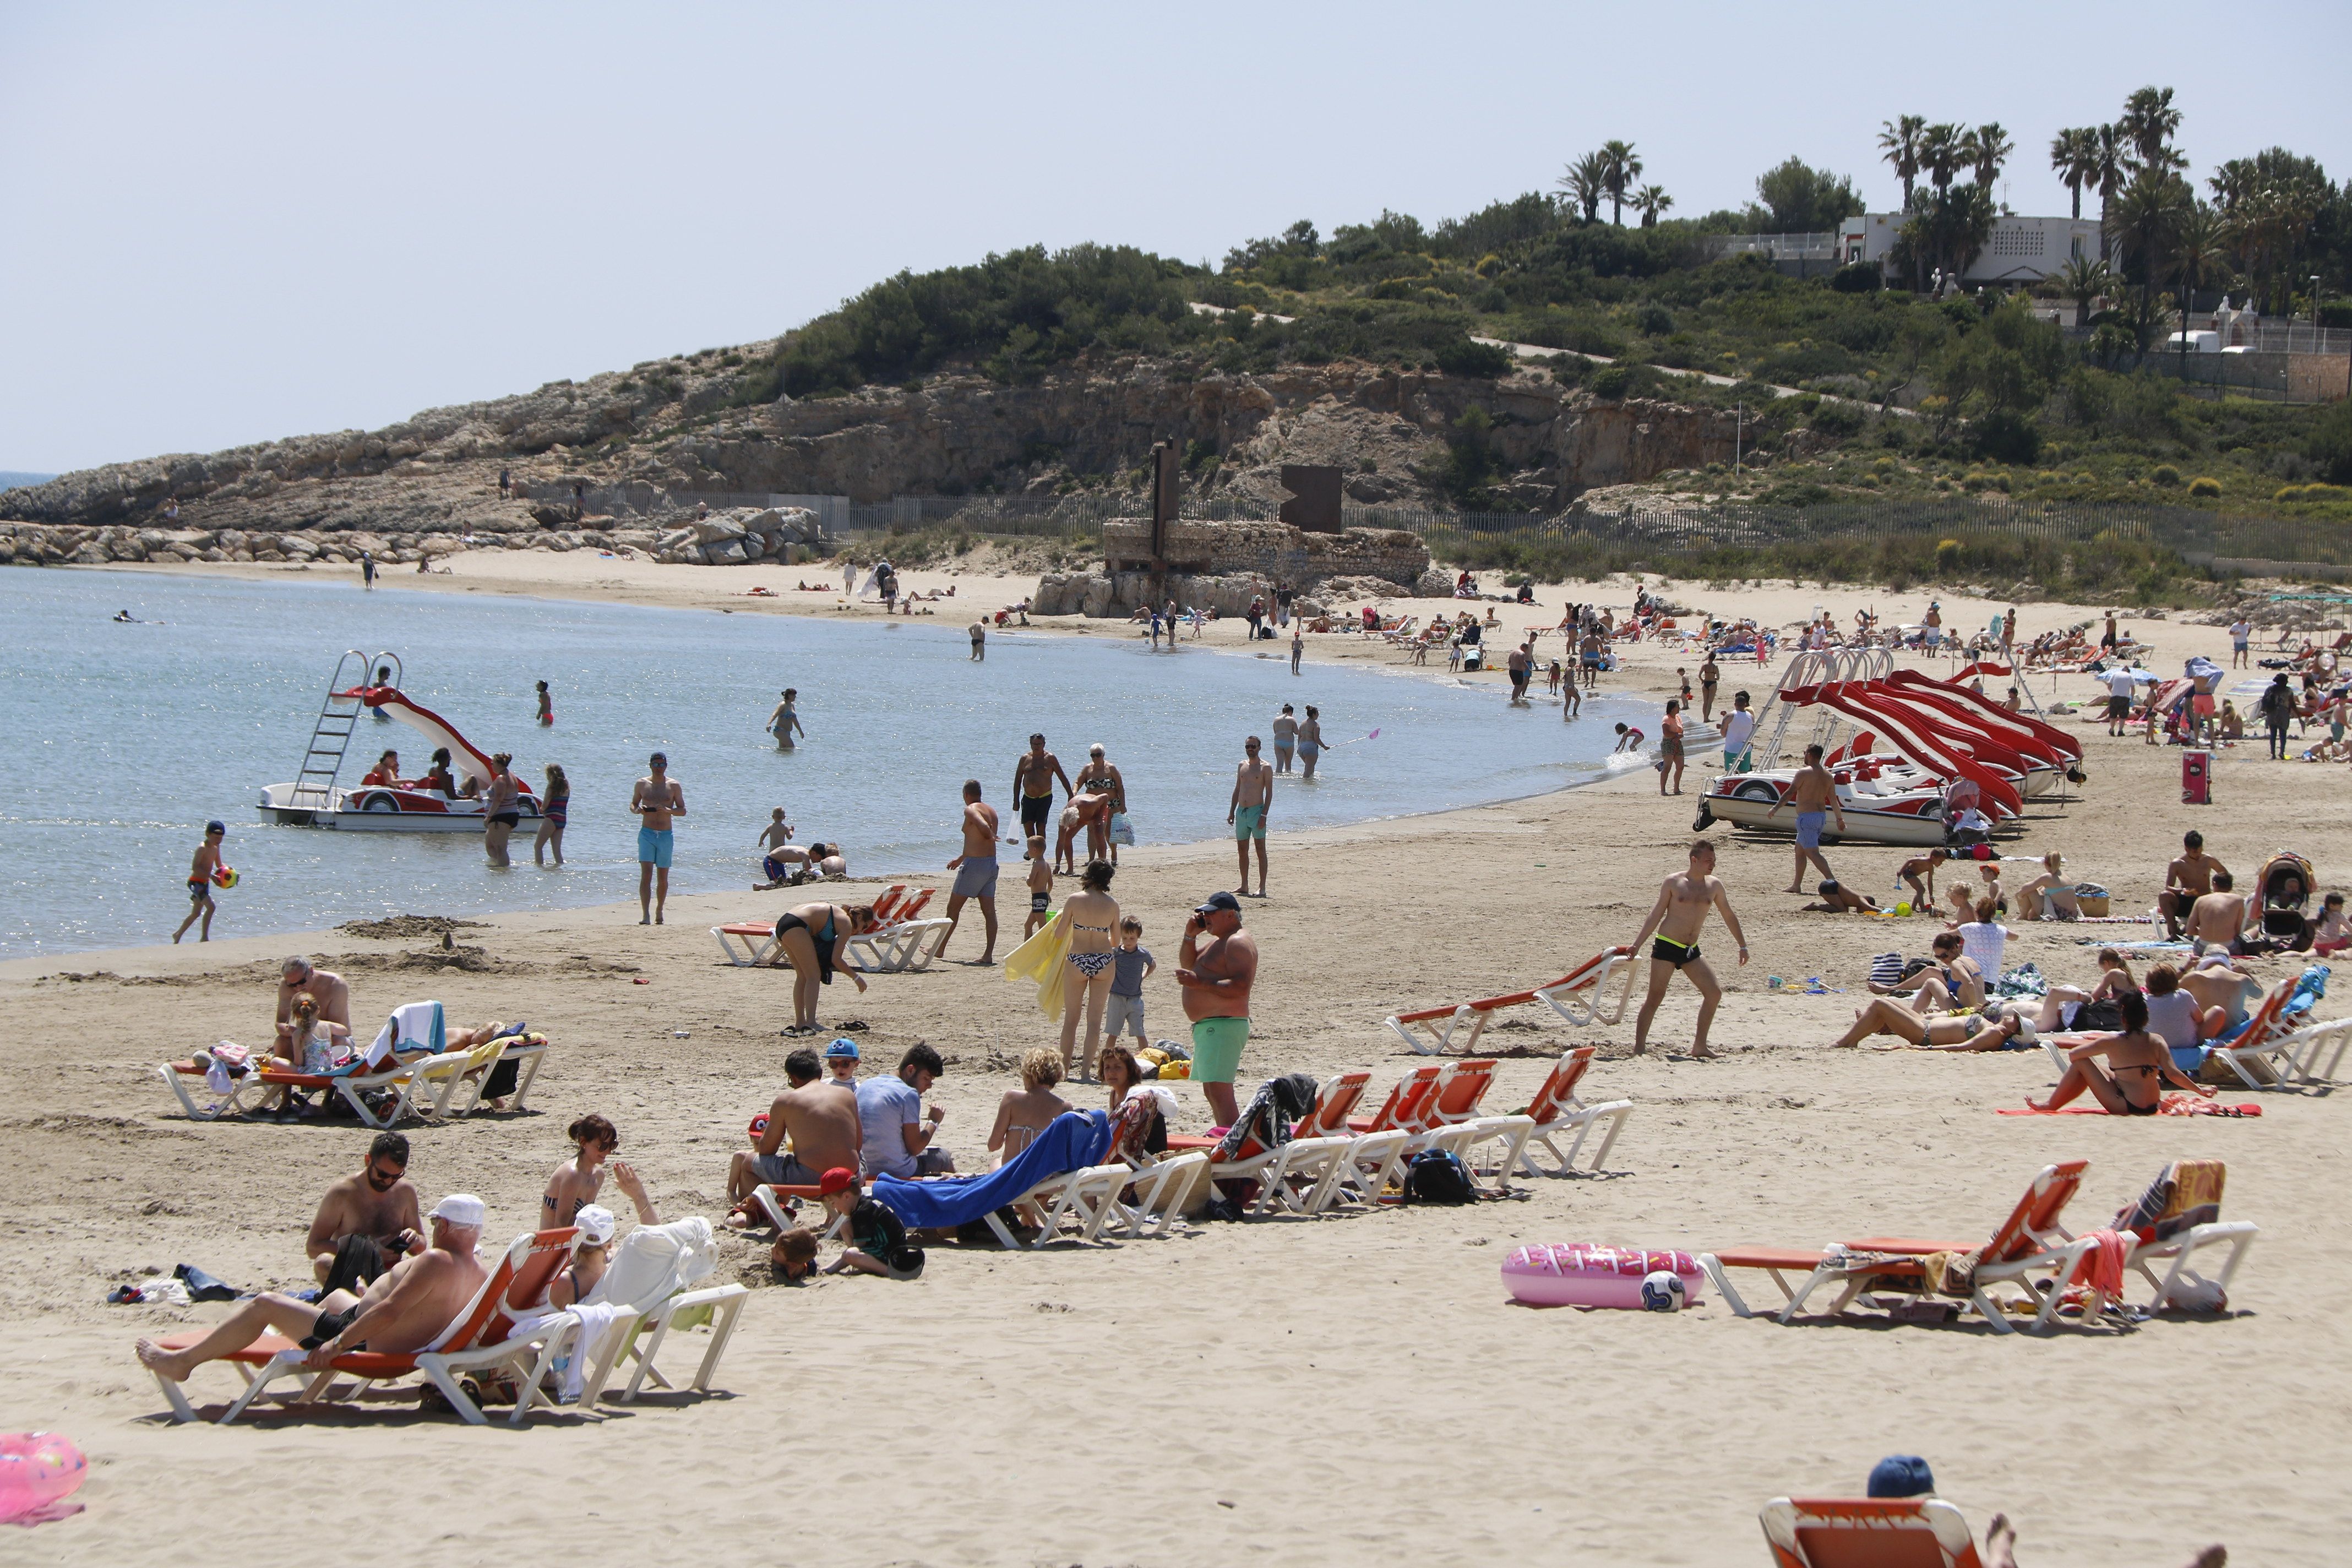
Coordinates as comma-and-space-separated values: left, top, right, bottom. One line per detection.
4, 342, 1741, 552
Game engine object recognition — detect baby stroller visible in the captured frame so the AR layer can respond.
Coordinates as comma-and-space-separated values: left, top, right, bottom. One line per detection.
2257, 851, 2316, 952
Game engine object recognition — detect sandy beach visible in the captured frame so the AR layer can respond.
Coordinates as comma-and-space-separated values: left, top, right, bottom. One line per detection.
5, 553, 2348, 1566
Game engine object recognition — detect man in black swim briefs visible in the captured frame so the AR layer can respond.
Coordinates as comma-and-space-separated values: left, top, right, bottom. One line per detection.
1012, 733, 1071, 847
1626, 839, 1750, 1059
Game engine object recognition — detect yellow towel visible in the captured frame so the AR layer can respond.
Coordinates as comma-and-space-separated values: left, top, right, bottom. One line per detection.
1003, 911, 1071, 1020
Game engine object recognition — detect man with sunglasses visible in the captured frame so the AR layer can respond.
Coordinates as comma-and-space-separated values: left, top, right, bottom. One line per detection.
306, 1132, 422, 1295
275, 955, 351, 1060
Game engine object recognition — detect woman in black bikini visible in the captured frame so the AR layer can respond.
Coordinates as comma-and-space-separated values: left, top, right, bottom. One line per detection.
2029, 989, 2216, 1115
765, 901, 876, 1035
1058, 860, 1121, 1083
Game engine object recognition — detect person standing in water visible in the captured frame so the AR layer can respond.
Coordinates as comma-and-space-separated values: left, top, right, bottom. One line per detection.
361, 551, 376, 590
535, 681, 553, 727
533, 764, 569, 867
970, 620, 986, 661
1271, 704, 1299, 774
1626, 839, 1750, 1058
1012, 733, 1072, 853
175, 821, 226, 943
940, 780, 1001, 965
481, 752, 521, 867
1228, 737, 1273, 899
1295, 706, 1324, 780
631, 753, 685, 925
767, 689, 803, 750
1290, 622, 1303, 676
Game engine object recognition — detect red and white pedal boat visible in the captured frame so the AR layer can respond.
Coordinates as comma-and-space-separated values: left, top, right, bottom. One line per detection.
259, 651, 539, 832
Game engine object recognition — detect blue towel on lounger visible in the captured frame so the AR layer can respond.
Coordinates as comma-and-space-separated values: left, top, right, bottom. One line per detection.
872, 1110, 1112, 1230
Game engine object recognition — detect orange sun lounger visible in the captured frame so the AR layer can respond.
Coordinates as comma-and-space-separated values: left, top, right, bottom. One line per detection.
1382, 946, 1634, 1055
1700, 1160, 2110, 1333
1760, 1496, 1984, 1567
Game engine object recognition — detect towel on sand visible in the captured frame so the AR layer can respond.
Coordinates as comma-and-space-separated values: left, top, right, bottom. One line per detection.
873, 1110, 1110, 1229
1997, 1096, 2262, 1117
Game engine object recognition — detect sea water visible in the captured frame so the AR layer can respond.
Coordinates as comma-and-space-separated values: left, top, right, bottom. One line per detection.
0, 570, 1645, 957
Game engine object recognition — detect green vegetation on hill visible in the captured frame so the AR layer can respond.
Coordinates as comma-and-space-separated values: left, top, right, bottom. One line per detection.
756, 84, 2351, 523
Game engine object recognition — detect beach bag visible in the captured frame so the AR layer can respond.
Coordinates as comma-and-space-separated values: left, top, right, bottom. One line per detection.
1401, 1150, 1480, 1205
1108, 813, 1134, 847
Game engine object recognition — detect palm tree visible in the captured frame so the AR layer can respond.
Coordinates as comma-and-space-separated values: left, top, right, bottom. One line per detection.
2105, 170, 2193, 346
2175, 204, 2231, 312
1919, 123, 1964, 193
1599, 140, 1643, 226
1879, 115, 1925, 208
1970, 122, 2013, 190
1632, 184, 1673, 227
2049, 127, 2099, 220
1556, 151, 1607, 225
2057, 254, 2115, 329
2119, 86, 2185, 173
2090, 123, 2130, 226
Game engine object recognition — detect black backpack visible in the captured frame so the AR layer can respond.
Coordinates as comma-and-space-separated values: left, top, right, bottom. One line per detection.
1401, 1148, 1481, 1205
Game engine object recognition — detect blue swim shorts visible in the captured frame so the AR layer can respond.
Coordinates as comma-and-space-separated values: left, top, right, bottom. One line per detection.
638, 826, 674, 868
1794, 811, 1825, 850
1234, 804, 1266, 841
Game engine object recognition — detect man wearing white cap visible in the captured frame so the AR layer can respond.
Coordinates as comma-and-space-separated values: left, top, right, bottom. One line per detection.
137, 1195, 490, 1386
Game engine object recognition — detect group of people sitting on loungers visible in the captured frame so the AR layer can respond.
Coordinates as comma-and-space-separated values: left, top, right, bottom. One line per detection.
138, 1112, 663, 1394
1837, 935, 2248, 1112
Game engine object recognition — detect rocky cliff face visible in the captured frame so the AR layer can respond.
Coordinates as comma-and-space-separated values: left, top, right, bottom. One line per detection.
6, 349, 1742, 541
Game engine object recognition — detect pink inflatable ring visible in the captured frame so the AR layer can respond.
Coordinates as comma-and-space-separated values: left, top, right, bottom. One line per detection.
1502, 1244, 1707, 1309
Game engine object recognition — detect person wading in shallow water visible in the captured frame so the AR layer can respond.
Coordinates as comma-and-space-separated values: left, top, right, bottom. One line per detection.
1626, 840, 1750, 1059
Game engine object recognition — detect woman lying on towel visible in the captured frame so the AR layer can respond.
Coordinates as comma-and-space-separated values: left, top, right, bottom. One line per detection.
2029, 990, 2215, 1115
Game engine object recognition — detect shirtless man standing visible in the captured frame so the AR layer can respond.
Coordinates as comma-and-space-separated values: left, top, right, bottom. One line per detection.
139, 1195, 490, 1390
725, 1047, 864, 1217
940, 780, 1001, 963
1627, 840, 1750, 1057
1762, 744, 1845, 894
1179, 890, 1258, 1126
2158, 830, 2226, 941
631, 752, 685, 925
1228, 736, 1273, 898
1012, 733, 1072, 858
2185, 871, 2250, 956
276, 955, 351, 1059
305, 1131, 422, 1291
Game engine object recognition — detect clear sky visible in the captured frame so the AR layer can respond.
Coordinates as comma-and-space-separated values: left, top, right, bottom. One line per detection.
5, 1, 2346, 475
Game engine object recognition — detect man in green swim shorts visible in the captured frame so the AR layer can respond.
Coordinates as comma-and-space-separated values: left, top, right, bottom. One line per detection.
1179, 890, 1257, 1126
1228, 735, 1273, 899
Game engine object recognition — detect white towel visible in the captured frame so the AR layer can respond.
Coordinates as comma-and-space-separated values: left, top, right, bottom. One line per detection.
367, 1000, 445, 1068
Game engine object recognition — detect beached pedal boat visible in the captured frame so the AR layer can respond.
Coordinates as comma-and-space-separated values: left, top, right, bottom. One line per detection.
1695, 763, 1953, 848
258, 651, 539, 832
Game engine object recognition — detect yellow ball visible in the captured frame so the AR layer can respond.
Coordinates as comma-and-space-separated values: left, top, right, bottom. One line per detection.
1895, 901, 1913, 916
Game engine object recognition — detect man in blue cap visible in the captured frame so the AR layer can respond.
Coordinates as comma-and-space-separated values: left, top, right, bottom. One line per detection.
1868, 1455, 1934, 1498
1179, 890, 1257, 1125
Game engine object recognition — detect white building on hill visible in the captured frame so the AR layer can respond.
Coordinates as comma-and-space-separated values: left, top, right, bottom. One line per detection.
1839, 213, 2103, 285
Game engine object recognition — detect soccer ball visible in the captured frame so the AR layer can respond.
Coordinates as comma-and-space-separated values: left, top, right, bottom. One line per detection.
211, 867, 238, 890
1640, 1270, 1687, 1313
2164, 1277, 2228, 1314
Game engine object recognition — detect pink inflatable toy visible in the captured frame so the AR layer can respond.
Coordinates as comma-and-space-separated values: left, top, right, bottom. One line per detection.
1501, 1244, 1707, 1309
0, 1432, 87, 1523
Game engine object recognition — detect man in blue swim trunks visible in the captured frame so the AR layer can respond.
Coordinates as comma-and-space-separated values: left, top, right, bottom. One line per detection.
1761, 743, 1844, 895
1227, 736, 1273, 899
630, 752, 685, 925
941, 778, 1001, 965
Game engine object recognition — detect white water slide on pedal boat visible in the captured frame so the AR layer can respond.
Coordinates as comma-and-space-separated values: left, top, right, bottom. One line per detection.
258, 651, 540, 831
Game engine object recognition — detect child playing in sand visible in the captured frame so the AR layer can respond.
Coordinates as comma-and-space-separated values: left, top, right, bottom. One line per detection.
1022, 836, 1054, 940
1975, 860, 2007, 916
753, 808, 799, 889
1105, 917, 1153, 1044
173, 820, 226, 943
816, 1166, 922, 1279
1895, 847, 1948, 910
